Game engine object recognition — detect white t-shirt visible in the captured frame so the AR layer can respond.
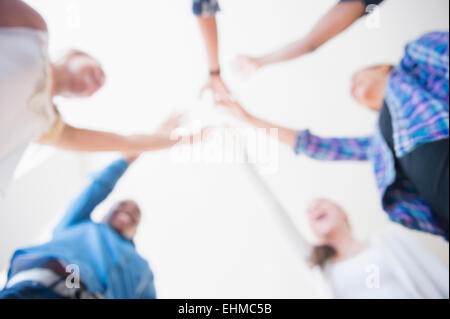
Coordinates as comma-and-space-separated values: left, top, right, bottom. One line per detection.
327, 244, 415, 299
322, 229, 449, 299
0, 27, 59, 197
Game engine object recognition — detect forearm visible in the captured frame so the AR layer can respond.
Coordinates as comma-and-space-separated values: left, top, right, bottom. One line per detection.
197, 16, 220, 71
53, 159, 129, 235
49, 125, 181, 153
258, 37, 319, 66
258, 2, 364, 66
242, 112, 298, 149
241, 111, 372, 161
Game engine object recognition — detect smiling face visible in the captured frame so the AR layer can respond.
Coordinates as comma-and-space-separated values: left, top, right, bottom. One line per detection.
107, 200, 141, 239
58, 50, 106, 98
307, 199, 351, 243
350, 65, 393, 111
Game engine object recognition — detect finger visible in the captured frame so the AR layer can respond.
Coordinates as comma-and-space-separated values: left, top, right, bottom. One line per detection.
185, 127, 214, 145
168, 113, 185, 126
198, 83, 211, 100
214, 92, 234, 106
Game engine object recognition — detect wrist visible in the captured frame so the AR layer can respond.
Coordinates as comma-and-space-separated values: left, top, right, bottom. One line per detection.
256, 56, 268, 67
209, 68, 221, 77
242, 110, 253, 123
124, 155, 138, 164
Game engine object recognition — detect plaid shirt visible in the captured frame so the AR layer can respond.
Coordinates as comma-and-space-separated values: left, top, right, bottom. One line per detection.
192, 0, 220, 16
295, 32, 449, 239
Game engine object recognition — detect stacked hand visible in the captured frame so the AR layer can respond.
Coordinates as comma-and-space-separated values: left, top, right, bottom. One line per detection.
234, 55, 264, 77
154, 114, 185, 137
199, 75, 233, 105
156, 114, 212, 146
123, 114, 212, 164
216, 98, 250, 122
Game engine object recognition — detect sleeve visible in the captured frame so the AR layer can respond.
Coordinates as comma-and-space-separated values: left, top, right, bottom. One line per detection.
139, 280, 157, 299
53, 158, 129, 236
192, 0, 220, 16
137, 267, 157, 299
400, 31, 449, 79
294, 130, 373, 161
385, 68, 449, 157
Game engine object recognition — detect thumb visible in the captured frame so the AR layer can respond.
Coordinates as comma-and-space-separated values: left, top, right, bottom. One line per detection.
198, 82, 211, 100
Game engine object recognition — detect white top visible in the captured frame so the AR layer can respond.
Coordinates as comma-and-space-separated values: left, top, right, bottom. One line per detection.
0, 27, 57, 197
327, 240, 414, 299
324, 229, 449, 299
244, 159, 449, 299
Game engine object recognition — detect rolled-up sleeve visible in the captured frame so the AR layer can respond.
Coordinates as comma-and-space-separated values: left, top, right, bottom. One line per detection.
193, 0, 220, 16
294, 130, 373, 161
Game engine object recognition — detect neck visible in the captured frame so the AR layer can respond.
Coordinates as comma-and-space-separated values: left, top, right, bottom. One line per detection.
328, 231, 361, 260
50, 63, 70, 97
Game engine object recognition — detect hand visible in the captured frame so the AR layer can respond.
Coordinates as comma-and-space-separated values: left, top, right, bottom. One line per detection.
178, 127, 214, 146
156, 114, 213, 146
234, 55, 263, 77
217, 98, 251, 122
199, 75, 232, 105
155, 114, 184, 137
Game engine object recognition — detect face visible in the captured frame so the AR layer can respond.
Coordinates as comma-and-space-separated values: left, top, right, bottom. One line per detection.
350, 65, 392, 111
62, 52, 105, 98
107, 200, 141, 239
307, 199, 350, 242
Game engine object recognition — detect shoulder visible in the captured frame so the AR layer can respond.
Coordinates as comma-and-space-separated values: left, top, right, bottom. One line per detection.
370, 225, 416, 246
0, 0, 48, 32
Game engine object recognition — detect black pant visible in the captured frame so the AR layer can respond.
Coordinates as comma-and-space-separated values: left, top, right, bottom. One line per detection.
379, 103, 449, 226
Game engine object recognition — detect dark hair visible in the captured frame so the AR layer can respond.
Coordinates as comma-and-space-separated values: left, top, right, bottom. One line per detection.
308, 245, 337, 269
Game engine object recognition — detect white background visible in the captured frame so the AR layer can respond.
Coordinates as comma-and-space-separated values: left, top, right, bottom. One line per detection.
0, 0, 449, 298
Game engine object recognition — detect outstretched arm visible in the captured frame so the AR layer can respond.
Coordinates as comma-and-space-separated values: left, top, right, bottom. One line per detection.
52, 115, 191, 235
221, 100, 299, 149
38, 115, 206, 153
197, 16, 220, 74
236, 1, 367, 71
45, 125, 183, 153
221, 100, 372, 161
194, 0, 232, 103
53, 156, 134, 236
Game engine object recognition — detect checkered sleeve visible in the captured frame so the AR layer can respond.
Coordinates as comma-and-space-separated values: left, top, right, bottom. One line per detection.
400, 31, 449, 80
294, 130, 373, 161
385, 69, 449, 157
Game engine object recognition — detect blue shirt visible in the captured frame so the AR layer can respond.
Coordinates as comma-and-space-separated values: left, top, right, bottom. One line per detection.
6, 159, 157, 299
